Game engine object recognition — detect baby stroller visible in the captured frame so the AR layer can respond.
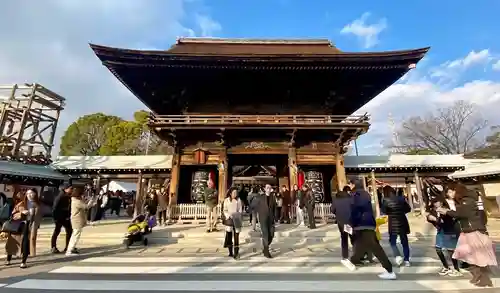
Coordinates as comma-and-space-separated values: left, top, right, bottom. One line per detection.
123, 214, 156, 248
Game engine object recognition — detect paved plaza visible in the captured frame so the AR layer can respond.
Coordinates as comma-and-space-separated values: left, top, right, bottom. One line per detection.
0, 216, 499, 292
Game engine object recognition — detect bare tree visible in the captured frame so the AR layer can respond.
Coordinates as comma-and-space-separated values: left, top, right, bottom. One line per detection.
396, 100, 487, 154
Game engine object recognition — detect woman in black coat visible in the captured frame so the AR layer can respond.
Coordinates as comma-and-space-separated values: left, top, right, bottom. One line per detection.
382, 185, 411, 267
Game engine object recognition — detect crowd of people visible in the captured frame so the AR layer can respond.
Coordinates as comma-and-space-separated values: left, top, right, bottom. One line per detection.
329, 179, 497, 286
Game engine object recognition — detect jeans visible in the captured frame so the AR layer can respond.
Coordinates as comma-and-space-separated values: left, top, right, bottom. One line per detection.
51, 219, 72, 250
296, 207, 304, 225
250, 211, 258, 230
389, 233, 410, 261
206, 206, 217, 230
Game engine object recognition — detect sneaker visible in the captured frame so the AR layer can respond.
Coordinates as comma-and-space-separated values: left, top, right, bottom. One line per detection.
341, 259, 356, 271
438, 268, 450, 276
447, 269, 463, 277
395, 256, 403, 266
403, 261, 411, 267
65, 252, 78, 257
378, 271, 397, 280
19, 263, 27, 269
51, 247, 60, 254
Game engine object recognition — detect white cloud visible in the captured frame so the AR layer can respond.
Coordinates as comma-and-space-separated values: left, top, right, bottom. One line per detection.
430, 49, 492, 85
356, 49, 500, 155
493, 60, 500, 71
195, 14, 222, 37
0, 0, 221, 155
340, 12, 387, 49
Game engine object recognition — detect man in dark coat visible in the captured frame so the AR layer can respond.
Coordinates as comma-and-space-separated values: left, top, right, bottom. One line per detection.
331, 186, 354, 260
279, 185, 291, 224
255, 184, 276, 258
51, 183, 74, 254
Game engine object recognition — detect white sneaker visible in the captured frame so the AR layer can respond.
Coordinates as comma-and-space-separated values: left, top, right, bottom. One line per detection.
403, 261, 411, 267
447, 269, 463, 277
378, 271, 397, 280
395, 256, 403, 266
340, 259, 356, 271
65, 252, 77, 257
438, 267, 450, 276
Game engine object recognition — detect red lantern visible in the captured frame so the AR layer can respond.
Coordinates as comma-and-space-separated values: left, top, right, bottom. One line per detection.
298, 171, 305, 188
194, 149, 207, 164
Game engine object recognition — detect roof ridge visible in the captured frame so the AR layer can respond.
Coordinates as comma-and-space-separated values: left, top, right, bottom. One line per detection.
177, 37, 334, 46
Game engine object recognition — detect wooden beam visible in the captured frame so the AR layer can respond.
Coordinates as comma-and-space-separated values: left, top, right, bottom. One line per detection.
134, 172, 144, 218
169, 149, 181, 205
218, 148, 229, 202
336, 154, 347, 191
405, 182, 414, 211
288, 147, 298, 188
414, 171, 426, 215
370, 170, 380, 217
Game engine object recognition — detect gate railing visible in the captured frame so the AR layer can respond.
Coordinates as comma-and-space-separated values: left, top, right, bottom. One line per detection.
170, 203, 333, 223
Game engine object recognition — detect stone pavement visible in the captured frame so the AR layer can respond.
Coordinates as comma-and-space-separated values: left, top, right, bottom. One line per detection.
1, 249, 499, 292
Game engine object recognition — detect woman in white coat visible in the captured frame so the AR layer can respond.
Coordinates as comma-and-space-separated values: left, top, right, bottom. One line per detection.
222, 187, 243, 259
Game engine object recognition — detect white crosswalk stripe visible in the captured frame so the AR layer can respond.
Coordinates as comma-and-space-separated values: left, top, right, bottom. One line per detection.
5, 256, 500, 292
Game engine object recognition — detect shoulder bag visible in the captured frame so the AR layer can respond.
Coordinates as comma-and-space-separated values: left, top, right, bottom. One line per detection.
1, 217, 25, 235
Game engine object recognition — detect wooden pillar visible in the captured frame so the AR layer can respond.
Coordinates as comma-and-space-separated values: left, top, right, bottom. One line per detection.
414, 171, 426, 215
134, 172, 144, 218
336, 154, 347, 191
94, 174, 101, 193
361, 175, 367, 191
288, 147, 298, 189
169, 150, 181, 206
218, 148, 228, 203
405, 182, 414, 211
370, 171, 380, 217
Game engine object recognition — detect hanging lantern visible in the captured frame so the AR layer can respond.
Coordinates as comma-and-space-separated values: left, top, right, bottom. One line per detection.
298, 171, 305, 188
193, 148, 207, 164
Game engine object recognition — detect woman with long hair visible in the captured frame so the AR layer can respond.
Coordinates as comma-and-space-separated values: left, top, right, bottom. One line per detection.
381, 185, 411, 267
427, 193, 462, 277
437, 183, 497, 287
4, 190, 40, 268
222, 187, 243, 259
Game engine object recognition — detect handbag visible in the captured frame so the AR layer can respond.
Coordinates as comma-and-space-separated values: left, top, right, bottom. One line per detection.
1, 218, 25, 234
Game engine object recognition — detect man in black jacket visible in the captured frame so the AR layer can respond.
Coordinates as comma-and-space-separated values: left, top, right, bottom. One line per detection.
51, 183, 74, 254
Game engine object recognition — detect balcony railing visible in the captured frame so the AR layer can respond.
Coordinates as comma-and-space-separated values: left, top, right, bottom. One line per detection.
149, 113, 370, 127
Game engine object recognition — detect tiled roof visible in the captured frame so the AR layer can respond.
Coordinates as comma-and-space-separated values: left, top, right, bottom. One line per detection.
52, 155, 172, 171
0, 160, 67, 180
344, 154, 467, 169
449, 159, 500, 179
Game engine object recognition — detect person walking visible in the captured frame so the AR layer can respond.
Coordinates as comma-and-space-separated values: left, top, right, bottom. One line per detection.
426, 197, 462, 277
51, 183, 73, 254
437, 183, 497, 287
247, 185, 260, 231
204, 180, 218, 233
382, 185, 411, 267
256, 184, 277, 258
66, 187, 94, 256
343, 178, 396, 280
331, 186, 354, 264
222, 187, 243, 259
4, 189, 41, 268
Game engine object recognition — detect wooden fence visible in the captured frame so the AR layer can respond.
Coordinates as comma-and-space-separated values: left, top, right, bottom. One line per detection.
169, 203, 333, 224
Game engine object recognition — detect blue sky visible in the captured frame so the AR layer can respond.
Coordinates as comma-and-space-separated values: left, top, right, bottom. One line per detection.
1, 0, 499, 155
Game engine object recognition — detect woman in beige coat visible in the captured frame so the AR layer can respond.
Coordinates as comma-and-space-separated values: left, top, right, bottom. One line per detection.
4, 189, 42, 268
66, 187, 94, 256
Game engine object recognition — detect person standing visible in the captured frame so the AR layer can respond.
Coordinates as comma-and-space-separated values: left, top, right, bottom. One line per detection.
343, 179, 396, 280
275, 190, 283, 224
204, 180, 218, 233
157, 189, 168, 226
331, 186, 354, 264
280, 185, 291, 224
256, 184, 277, 258
222, 188, 243, 259
382, 185, 412, 267
302, 185, 316, 229
51, 184, 73, 254
437, 184, 497, 287
66, 187, 94, 256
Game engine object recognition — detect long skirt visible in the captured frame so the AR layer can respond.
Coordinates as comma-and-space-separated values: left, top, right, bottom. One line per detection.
452, 231, 497, 267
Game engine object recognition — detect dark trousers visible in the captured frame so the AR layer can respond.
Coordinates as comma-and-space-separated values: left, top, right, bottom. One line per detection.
338, 223, 354, 259
275, 207, 282, 223
223, 229, 240, 256
306, 205, 316, 229
158, 210, 167, 224
261, 220, 274, 249
51, 219, 73, 250
351, 230, 393, 273
280, 206, 290, 223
